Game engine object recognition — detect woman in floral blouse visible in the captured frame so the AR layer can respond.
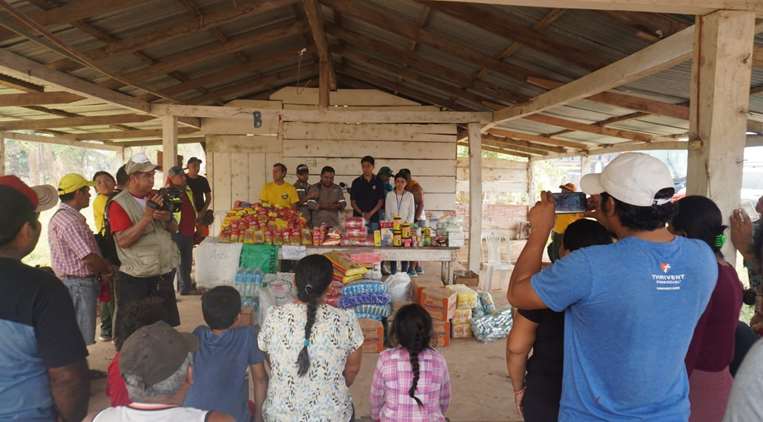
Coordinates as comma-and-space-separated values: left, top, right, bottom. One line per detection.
258, 254, 364, 421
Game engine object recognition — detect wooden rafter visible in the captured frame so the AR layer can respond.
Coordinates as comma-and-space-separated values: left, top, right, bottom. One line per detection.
490, 25, 695, 127
322, 0, 542, 84
304, 0, 337, 94
485, 133, 566, 153
456, 139, 531, 159
4, 131, 123, 151
0, 49, 150, 113
339, 62, 477, 110
525, 113, 678, 143
488, 127, 590, 150
422, 1, 608, 70
45, 0, 294, 71
429, 0, 763, 15
74, 127, 200, 141
0, 74, 44, 92
0, 92, 83, 107
0, 114, 154, 131
107, 20, 305, 88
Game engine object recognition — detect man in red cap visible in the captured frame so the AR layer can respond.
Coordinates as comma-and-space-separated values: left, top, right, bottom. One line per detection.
0, 175, 90, 421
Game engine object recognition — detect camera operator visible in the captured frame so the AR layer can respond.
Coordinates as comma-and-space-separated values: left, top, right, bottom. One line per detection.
107, 153, 180, 342
167, 166, 197, 295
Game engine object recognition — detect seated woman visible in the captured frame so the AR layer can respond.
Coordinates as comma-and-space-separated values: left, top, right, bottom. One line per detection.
258, 254, 364, 421
671, 195, 743, 422
507, 219, 613, 422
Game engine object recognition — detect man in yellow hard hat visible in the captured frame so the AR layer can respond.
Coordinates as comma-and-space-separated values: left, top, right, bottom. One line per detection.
49, 173, 113, 346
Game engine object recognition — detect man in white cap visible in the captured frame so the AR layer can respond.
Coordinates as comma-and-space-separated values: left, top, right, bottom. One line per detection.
507, 153, 717, 421
107, 153, 181, 342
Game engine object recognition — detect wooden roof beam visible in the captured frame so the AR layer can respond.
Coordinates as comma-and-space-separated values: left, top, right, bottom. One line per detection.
0, 49, 150, 113
420, 1, 608, 70
525, 113, 679, 143
482, 135, 549, 156
0, 74, 44, 92
490, 25, 695, 128
488, 127, 590, 150
73, 127, 200, 141
0, 92, 84, 107
0, 114, 154, 131
322, 0, 542, 84
3, 131, 124, 152
429, 0, 763, 15
457, 140, 531, 159
304, 0, 337, 91
108, 20, 305, 88
485, 133, 566, 153
339, 62, 481, 110
46, 0, 296, 71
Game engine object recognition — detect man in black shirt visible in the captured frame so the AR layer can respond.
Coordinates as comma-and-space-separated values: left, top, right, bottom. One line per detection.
0, 176, 89, 421
350, 156, 385, 229
185, 157, 212, 214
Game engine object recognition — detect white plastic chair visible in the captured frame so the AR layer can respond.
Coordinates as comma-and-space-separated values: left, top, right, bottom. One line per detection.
482, 231, 513, 291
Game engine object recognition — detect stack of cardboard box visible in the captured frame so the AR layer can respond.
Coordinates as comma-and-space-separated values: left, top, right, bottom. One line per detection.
451, 308, 473, 339
420, 287, 457, 348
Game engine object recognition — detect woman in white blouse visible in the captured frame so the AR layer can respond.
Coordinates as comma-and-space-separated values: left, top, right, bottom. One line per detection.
385, 172, 416, 275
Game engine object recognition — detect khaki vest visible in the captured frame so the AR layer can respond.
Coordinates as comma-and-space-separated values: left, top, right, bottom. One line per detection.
113, 190, 180, 278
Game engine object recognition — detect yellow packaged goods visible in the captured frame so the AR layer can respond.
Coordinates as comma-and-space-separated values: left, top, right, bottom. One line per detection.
412, 279, 444, 304
421, 287, 457, 321
451, 322, 473, 339
360, 319, 384, 353
453, 308, 472, 323
432, 319, 451, 348
450, 284, 478, 310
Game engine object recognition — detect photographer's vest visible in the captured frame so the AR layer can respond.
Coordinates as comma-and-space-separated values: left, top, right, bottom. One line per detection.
112, 190, 180, 278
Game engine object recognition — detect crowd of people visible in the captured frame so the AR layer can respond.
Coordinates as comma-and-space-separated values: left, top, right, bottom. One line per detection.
5, 150, 763, 421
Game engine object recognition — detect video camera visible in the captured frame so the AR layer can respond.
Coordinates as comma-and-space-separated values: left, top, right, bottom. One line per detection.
147, 187, 183, 213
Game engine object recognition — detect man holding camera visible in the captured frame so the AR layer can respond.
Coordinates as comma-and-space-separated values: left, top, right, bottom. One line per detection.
167, 166, 197, 295
107, 153, 180, 341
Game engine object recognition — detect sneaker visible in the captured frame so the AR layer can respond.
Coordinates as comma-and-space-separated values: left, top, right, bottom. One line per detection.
98, 335, 112, 342
407, 269, 418, 278
415, 265, 423, 274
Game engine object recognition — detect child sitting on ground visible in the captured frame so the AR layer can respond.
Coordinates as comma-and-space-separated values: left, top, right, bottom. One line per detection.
184, 286, 268, 422
106, 297, 166, 406
369, 304, 451, 421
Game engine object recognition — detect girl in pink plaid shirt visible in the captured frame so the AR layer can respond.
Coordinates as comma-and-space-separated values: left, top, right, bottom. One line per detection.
369, 304, 451, 422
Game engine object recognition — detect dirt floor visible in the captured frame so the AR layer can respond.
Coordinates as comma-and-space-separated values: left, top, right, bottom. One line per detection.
85, 263, 521, 421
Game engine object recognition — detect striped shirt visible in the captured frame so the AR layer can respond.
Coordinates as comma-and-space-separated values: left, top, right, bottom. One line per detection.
370, 347, 451, 422
49, 203, 100, 278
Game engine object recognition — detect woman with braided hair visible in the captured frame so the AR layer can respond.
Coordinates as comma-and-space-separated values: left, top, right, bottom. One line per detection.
258, 254, 364, 421
370, 304, 451, 421
670, 196, 743, 422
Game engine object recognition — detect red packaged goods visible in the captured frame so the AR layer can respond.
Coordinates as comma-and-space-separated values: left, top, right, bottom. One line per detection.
345, 217, 365, 230
379, 220, 394, 229
432, 319, 451, 348
421, 288, 457, 321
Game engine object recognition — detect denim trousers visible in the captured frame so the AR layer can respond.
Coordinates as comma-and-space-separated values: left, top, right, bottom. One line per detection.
173, 233, 194, 294
61, 276, 99, 346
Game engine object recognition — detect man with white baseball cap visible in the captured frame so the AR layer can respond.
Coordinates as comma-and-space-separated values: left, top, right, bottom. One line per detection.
508, 153, 717, 421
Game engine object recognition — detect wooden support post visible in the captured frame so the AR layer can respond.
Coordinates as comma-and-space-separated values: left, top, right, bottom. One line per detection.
527, 157, 535, 203
319, 60, 330, 109
686, 10, 755, 263
468, 122, 482, 274
162, 115, 178, 174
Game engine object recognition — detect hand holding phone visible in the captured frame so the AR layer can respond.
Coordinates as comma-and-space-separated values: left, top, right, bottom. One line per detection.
551, 192, 587, 214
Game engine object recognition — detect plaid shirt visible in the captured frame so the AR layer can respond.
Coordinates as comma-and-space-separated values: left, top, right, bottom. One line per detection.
48, 203, 100, 278
370, 347, 451, 422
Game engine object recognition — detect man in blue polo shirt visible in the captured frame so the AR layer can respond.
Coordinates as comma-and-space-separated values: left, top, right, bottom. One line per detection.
508, 153, 717, 421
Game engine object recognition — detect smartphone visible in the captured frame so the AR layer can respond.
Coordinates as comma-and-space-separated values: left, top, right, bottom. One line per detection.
552, 192, 586, 214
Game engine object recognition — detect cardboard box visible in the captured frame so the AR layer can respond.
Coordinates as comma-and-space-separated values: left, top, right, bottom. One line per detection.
359, 319, 384, 353
452, 321, 473, 339
422, 287, 457, 321
433, 319, 451, 348
412, 278, 444, 304
448, 230, 465, 248
453, 308, 472, 323
454, 270, 480, 289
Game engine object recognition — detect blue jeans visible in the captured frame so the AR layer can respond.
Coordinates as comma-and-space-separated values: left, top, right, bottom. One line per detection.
61, 276, 98, 346
173, 233, 194, 294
